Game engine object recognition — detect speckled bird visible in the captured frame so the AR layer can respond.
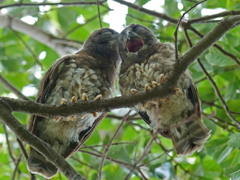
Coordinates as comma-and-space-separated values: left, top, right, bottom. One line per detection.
27, 28, 120, 178
118, 24, 211, 156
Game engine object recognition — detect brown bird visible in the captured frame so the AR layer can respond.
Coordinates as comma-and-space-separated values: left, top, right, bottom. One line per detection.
118, 24, 211, 156
27, 28, 120, 178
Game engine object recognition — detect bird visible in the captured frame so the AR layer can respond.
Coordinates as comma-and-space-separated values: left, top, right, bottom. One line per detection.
118, 24, 211, 156
27, 28, 120, 178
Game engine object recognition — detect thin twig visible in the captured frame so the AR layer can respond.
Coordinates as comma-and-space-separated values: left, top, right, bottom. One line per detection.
183, 28, 240, 128
124, 133, 157, 180
189, 10, 240, 24
0, 75, 30, 101
96, 0, 102, 28
12, 30, 43, 69
11, 154, 22, 180
71, 156, 97, 169
3, 124, 16, 162
16, 138, 28, 160
98, 111, 131, 180
82, 141, 136, 149
188, 26, 240, 66
0, 1, 107, 9
113, 0, 178, 24
65, 9, 109, 37
79, 149, 135, 169
174, 0, 208, 60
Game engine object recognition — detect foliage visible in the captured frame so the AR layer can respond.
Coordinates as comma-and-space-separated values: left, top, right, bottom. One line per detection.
0, 0, 240, 179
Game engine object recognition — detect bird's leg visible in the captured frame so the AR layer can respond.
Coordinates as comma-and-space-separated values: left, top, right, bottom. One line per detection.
92, 94, 103, 117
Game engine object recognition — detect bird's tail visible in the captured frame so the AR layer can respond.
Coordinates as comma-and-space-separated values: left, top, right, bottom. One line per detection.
27, 148, 58, 179
170, 118, 211, 156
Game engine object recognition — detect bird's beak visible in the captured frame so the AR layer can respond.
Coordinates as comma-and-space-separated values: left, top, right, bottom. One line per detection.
127, 30, 141, 40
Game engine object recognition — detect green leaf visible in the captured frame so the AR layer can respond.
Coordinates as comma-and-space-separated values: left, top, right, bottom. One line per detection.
224, 164, 240, 180
228, 133, 240, 148
205, 50, 236, 67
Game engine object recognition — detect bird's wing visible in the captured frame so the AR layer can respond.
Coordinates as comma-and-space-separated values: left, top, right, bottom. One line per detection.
187, 83, 201, 118
28, 55, 72, 133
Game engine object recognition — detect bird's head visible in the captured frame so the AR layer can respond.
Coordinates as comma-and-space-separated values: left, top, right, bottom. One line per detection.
118, 24, 159, 66
83, 28, 119, 58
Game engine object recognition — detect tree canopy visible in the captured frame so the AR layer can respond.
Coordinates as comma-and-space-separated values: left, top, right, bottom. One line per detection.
0, 0, 240, 179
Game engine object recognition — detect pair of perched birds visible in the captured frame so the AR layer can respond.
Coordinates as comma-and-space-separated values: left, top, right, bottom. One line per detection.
27, 24, 211, 178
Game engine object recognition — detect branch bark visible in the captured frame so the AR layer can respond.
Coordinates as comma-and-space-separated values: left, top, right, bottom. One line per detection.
1, 15, 239, 121
0, 101, 86, 180
0, 13, 79, 56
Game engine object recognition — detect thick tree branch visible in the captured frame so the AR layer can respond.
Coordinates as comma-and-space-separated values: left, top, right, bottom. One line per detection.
1, 15, 240, 121
0, 13, 79, 56
0, 101, 86, 180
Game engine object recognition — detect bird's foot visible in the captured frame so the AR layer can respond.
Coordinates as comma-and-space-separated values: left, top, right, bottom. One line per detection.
144, 84, 151, 91
151, 81, 159, 88
54, 117, 61, 122
61, 98, 67, 105
94, 94, 102, 100
174, 88, 182, 94
131, 89, 139, 94
81, 93, 89, 101
160, 73, 165, 83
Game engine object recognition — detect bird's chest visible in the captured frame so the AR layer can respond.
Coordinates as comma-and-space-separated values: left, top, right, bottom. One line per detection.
37, 64, 111, 155
119, 63, 150, 96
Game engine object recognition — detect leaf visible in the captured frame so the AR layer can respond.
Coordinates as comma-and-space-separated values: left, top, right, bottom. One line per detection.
224, 164, 240, 180
228, 133, 240, 148
205, 50, 236, 67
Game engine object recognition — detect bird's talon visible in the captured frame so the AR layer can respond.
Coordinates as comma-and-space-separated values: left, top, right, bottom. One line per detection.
144, 84, 151, 91
71, 96, 77, 102
62, 98, 67, 104
160, 74, 165, 83
131, 89, 139, 94
81, 93, 88, 101
70, 116, 75, 121
94, 94, 102, 100
81, 115, 86, 119
151, 81, 159, 87
174, 88, 181, 94
54, 118, 61, 122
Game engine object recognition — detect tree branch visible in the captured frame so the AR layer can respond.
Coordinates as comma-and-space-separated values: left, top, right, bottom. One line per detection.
113, 0, 178, 24
0, 74, 30, 101
183, 27, 240, 128
0, 1, 107, 9
98, 111, 130, 179
0, 15, 240, 121
0, 101, 86, 180
0, 13, 78, 56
